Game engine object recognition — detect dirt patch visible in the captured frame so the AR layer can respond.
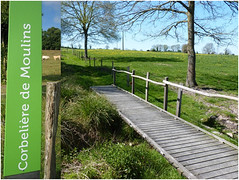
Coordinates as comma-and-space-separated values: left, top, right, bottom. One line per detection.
180, 86, 238, 134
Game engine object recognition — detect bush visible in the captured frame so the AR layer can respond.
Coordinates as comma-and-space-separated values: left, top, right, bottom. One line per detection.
61, 82, 122, 152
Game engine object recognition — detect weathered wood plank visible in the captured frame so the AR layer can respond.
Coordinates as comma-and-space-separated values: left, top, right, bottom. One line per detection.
191, 160, 238, 176
176, 148, 236, 162
162, 138, 217, 150
210, 171, 238, 179
185, 155, 238, 171
180, 151, 238, 166
157, 135, 208, 145
140, 123, 191, 131
171, 143, 230, 157
152, 132, 205, 142
198, 165, 238, 179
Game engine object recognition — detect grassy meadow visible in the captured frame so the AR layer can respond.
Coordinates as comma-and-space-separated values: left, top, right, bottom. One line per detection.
61, 48, 237, 178
62, 49, 238, 131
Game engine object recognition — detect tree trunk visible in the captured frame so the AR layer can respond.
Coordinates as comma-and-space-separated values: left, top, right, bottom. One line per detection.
84, 32, 88, 59
186, 1, 197, 87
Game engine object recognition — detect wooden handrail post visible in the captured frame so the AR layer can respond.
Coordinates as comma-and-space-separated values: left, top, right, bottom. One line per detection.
89, 56, 91, 66
112, 62, 116, 85
132, 70, 135, 94
127, 66, 130, 87
145, 72, 150, 101
164, 77, 168, 111
44, 82, 61, 179
176, 83, 183, 117
112, 61, 114, 77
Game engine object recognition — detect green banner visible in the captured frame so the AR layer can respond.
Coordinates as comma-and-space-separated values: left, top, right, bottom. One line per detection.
4, 1, 42, 177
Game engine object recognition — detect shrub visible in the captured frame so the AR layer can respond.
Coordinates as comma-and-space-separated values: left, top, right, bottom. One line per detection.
61, 82, 122, 152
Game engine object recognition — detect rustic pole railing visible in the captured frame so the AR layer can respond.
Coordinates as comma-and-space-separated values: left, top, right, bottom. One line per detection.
132, 70, 135, 94
163, 80, 238, 101
112, 67, 238, 118
112, 61, 114, 77
127, 66, 130, 87
176, 83, 183, 117
112, 62, 116, 85
44, 82, 61, 179
145, 72, 150, 101
164, 77, 169, 111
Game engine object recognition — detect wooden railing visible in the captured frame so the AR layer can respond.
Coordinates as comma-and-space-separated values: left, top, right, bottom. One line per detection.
112, 66, 238, 117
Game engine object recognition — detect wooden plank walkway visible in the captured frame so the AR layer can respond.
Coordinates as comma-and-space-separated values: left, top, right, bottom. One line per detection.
91, 85, 238, 179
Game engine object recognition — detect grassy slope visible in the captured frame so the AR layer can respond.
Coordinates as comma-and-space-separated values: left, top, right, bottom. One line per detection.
62, 49, 238, 144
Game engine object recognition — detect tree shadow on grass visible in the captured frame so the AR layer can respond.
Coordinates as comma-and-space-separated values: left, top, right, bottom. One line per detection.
198, 73, 238, 92
61, 62, 113, 90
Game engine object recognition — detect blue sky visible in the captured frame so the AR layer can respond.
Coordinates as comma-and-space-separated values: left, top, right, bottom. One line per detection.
42, 1, 61, 31
45, 1, 238, 55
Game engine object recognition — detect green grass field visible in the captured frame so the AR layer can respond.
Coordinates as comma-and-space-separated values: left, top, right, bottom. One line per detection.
62, 48, 238, 144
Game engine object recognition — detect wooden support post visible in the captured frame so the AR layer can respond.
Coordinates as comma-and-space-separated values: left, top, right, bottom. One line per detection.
94, 57, 96, 67
44, 82, 61, 179
112, 61, 114, 77
100, 59, 103, 71
113, 70, 116, 85
176, 83, 183, 117
132, 70, 135, 94
145, 72, 150, 101
112, 61, 116, 85
127, 66, 130, 87
89, 56, 91, 66
164, 77, 168, 111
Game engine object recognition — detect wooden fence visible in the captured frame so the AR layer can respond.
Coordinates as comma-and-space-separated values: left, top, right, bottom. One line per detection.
112, 66, 238, 117
44, 81, 61, 179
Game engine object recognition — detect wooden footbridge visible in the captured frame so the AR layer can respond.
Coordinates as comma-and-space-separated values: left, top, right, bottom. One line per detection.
91, 85, 238, 179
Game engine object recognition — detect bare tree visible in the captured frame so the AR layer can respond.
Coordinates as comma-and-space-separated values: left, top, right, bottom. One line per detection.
117, 1, 238, 87
62, 1, 119, 59
163, 44, 169, 52
202, 43, 215, 54
224, 48, 232, 55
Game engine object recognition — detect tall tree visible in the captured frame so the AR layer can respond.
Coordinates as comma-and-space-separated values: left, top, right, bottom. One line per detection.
117, 1, 238, 87
61, 1, 119, 59
42, 27, 61, 50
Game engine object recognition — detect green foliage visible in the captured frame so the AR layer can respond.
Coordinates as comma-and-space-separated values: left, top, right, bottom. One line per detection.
42, 27, 61, 50
62, 142, 184, 179
61, 80, 122, 152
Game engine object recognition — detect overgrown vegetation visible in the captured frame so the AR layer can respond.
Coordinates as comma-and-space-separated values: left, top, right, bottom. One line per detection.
62, 142, 184, 179
60, 53, 185, 178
